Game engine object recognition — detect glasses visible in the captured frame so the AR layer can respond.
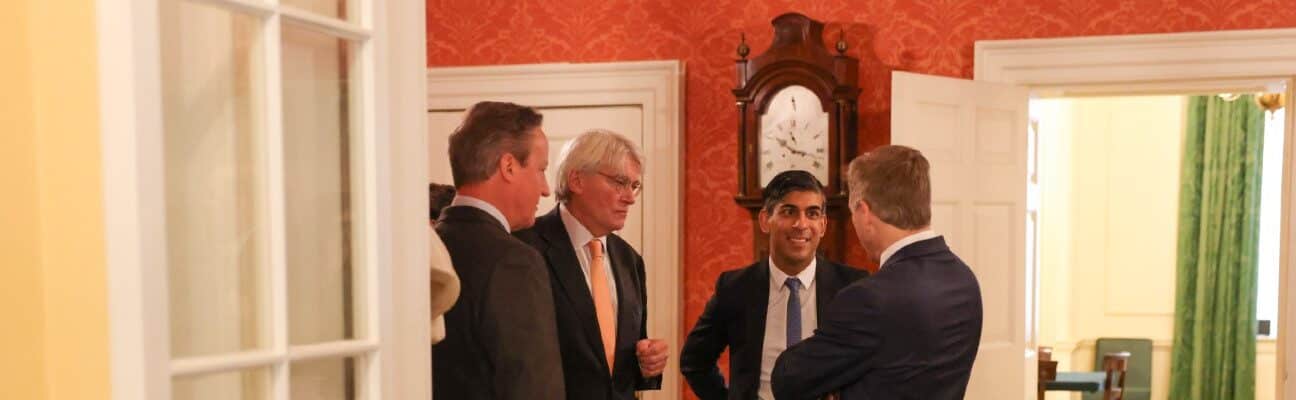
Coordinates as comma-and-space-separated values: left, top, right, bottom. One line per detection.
596, 172, 643, 197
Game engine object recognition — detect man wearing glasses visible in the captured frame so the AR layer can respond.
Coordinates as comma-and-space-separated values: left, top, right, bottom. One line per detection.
680, 170, 868, 400
515, 129, 669, 400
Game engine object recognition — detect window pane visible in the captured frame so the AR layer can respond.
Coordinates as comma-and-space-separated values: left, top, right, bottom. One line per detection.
283, 0, 351, 22
1256, 107, 1285, 337
282, 23, 365, 345
161, 0, 269, 358
173, 368, 269, 400
292, 357, 360, 400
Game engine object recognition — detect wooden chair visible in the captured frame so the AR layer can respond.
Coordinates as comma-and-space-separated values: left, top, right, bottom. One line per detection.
1036, 346, 1056, 399
1038, 359, 1058, 399
1101, 352, 1130, 400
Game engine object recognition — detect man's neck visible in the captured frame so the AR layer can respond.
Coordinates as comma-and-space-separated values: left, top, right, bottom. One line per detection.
456, 184, 513, 228
771, 254, 813, 277
564, 201, 609, 237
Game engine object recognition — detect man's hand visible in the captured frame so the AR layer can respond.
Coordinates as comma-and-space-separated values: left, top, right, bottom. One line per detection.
636, 338, 669, 378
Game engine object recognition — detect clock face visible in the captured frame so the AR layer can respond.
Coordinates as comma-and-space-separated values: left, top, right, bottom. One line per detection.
759, 85, 830, 187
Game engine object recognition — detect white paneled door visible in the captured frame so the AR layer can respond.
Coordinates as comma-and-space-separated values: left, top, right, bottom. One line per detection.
890, 71, 1034, 400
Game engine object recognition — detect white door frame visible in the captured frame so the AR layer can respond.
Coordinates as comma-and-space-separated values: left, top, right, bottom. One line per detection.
975, 27, 1296, 399
427, 60, 685, 400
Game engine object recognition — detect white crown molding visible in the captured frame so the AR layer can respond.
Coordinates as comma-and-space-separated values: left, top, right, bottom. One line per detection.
975, 28, 1296, 96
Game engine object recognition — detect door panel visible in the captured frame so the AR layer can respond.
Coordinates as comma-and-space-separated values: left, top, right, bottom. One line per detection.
891, 71, 1034, 400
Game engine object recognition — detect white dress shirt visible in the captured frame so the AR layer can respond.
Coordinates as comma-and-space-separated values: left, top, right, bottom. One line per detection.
879, 229, 940, 268
758, 258, 817, 400
559, 204, 619, 312
449, 195, 510, 231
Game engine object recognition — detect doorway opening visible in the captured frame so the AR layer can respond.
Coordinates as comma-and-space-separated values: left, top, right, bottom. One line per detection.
1029, 91, 1287, 400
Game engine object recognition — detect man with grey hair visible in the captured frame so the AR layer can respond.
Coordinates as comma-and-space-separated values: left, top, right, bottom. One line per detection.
516, 129, 670, 400
434, 101, 564, 400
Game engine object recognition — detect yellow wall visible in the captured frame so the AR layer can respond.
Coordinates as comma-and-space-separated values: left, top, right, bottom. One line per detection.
0, 0, 48, 397
1037, 96, 1278, 400
0, 0, 110, 399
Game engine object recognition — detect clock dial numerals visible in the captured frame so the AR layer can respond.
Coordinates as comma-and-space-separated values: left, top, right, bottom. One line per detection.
758, 85, 830, 187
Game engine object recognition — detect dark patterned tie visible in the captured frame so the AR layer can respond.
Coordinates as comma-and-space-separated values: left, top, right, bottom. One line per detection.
786, 277, 803, 347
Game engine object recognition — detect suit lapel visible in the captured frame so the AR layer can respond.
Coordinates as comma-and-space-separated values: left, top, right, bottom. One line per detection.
535, 209, 606, 362
741, 260, 771, 375
606, 237, 638, 376
814, 258, 842, 320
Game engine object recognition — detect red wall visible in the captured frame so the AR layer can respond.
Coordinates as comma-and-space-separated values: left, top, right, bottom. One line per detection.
426, 1, 1296, 396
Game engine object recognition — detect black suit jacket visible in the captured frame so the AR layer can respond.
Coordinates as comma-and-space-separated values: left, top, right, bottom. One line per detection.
772, 236, 983, 400
433, 206, 565, 400
679, 257, 868, 400
514, 207, 661, 400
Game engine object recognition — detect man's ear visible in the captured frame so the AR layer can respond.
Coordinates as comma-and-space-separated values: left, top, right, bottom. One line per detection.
758, 208, 772, 234
854, 199, 871, 219
497, 153, 519, 182
566, 170, 584, 196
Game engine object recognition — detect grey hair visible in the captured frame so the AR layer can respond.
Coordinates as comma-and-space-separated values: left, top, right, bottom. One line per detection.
554, 129, 645, 202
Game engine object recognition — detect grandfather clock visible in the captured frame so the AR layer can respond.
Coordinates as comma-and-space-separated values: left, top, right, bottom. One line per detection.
733, 13, 861, 262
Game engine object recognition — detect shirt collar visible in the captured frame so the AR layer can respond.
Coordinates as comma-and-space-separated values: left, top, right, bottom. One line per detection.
450, 195, 510, 231
768, 256, 817, 291
559, 203, 605, 249
879, 229, 940, 269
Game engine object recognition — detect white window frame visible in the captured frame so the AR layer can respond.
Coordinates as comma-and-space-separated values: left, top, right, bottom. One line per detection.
97, 0, 429, 398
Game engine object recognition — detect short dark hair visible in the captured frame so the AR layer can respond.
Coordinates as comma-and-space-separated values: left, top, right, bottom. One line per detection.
762, 170, 826, 213
447, 101, 544, 186
429, 183, 456, 220
847, 145, 931, 229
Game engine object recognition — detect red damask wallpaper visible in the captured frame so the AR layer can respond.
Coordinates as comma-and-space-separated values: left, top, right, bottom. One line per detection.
425, 1, 1296, 397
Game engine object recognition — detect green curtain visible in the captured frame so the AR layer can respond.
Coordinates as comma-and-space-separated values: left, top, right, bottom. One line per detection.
1168, 95, 1265, 400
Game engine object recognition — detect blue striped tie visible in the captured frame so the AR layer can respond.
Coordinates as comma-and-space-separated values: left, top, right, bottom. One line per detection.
785, 277, 803, 347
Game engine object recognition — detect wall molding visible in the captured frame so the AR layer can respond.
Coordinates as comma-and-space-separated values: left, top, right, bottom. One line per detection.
975, 28, 1296, 96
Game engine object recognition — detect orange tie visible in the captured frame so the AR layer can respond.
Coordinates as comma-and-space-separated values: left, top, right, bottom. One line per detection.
587, 239, 617, 373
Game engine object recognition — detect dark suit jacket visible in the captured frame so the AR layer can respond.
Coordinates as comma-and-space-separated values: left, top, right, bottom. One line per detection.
433, 206, 565, 400
679, 257, 868, 400
771, 236, 983, 400
514, 207, 661, 400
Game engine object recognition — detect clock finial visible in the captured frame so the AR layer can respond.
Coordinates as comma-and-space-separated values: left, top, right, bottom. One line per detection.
835, 29, 848, 55
737, 33, 751, 59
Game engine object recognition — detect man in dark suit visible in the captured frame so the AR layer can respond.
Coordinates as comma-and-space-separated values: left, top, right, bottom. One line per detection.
515, 129, 669, 400
772, 145, 984, 400
433, 101, 565, 400
680, 170, 868, 400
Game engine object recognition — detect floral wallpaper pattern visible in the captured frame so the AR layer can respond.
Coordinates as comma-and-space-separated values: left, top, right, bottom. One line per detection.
425, 1, 1296, 396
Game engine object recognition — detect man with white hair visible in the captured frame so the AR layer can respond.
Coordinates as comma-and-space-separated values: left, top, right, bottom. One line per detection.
515, 129, 670, 400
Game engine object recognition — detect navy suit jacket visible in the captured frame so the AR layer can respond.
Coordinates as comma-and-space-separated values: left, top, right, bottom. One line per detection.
679, 258, 868, 400
514, 207, 661, 400
772, 236, 983, 400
